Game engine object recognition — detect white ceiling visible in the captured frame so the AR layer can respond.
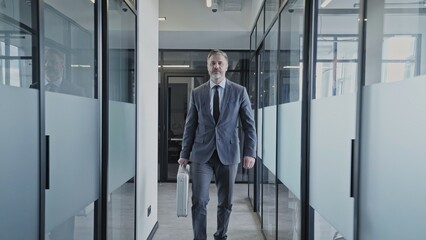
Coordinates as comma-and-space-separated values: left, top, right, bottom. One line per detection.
159, 0, 256, 31
159, 0, 259, 49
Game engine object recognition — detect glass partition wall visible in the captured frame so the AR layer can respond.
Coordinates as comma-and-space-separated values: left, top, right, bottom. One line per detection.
359, 1, 426, 239
107, 0, 137, 239
276, 1, 304, 239
309, 1, 360, 240
0, 1, 39, 239
251, 0, 361, 239
43, 1, 98, 239
0, 0, 138, 239
251, 0, 426, 239
252, 0, 305, 239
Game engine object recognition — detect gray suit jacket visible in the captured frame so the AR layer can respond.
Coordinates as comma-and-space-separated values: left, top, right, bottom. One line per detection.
180, 80, 256, 165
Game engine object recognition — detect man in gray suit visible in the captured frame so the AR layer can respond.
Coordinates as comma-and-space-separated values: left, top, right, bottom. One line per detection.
178, 49, 257, 240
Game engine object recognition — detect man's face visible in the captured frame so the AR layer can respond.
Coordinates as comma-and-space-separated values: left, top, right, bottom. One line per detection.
207, 53, 228, 83
45, 54, 64, 82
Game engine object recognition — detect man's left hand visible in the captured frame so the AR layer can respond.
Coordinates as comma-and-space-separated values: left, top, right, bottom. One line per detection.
243, 156, 256, 169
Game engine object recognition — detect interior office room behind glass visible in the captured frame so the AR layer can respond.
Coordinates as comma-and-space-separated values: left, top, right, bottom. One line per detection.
0, 0, 137, 239
250, 0, 426, 239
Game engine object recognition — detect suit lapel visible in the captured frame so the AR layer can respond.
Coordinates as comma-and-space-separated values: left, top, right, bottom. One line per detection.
218, 80, 233, 123
201, 82, 215, 124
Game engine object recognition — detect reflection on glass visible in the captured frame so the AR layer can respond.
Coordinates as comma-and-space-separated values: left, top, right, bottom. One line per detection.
278, 2, 304, 104
34, 47, 86, 96
337, 37, 358, 60
314, 1, 360, 99
43, 1, 97, 240
41, 2, 95, 98
108, 0, 136, 238
315, 36, 358, 99
365, 2, 424, 85
45, 8, 67, 45
317, 37, 334, 60
0, 15, 33, 88
0, 0, 32, 27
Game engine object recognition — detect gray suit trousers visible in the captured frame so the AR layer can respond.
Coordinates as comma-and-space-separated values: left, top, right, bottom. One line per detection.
191, 152, 238, 240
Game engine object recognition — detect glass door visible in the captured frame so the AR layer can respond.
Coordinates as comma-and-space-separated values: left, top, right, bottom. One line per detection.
0, 1, 39, 239
276, 1, 305, 239
359, 1, 426, 239
43, 1, 99, 239
164, 75, 207, 181
107, 0, 137, 238
309, 1, 361, 239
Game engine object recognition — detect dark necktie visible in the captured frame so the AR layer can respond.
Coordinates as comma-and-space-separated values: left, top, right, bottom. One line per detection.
213, 85, 220, 124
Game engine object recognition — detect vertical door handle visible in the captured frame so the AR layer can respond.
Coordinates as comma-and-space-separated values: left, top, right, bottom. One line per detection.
46, 135, 50, 190
350, 139, 355, 198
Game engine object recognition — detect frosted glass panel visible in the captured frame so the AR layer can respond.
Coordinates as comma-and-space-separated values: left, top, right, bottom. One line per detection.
0, 86, 38, 240
263, 105, 277, 173
45, 93, 99, 233
108, 101, 136, 194
310, 94, 356, 240
359, 77, 426, 239
277, 102, 301, 199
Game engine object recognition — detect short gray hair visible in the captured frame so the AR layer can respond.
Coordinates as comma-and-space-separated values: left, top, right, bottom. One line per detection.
207, 49, 228, 61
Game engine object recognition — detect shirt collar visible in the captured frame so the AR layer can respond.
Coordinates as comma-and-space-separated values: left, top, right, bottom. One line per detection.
210, 79, 226, 89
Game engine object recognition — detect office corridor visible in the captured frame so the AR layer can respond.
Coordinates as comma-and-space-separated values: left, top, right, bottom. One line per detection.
154, 183, 264, 240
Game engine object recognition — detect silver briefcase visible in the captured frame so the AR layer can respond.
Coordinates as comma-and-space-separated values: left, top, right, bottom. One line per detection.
176, 164, 190, 217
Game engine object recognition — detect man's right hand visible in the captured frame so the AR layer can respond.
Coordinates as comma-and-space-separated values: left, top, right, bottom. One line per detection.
178, 158, 189, 167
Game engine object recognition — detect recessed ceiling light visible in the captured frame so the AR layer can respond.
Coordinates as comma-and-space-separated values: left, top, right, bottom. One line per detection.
158, 17, 166, 21
158, 65, 190, 68
283, 66, 301, 69
320, 0, 332, 8
206, 0, 212, 7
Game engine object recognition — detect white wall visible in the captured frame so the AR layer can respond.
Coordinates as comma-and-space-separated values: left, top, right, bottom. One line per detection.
137, 0, 159, 239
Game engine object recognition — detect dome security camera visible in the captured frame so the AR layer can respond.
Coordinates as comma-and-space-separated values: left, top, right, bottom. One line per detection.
211, 2, 218, 13
121, 1, 128, 12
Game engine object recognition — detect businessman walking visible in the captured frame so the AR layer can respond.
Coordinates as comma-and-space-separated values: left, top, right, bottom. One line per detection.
178, 49, 257, 240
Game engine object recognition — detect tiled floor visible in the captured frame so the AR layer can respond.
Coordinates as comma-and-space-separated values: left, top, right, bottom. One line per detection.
154, 183, 265, 240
